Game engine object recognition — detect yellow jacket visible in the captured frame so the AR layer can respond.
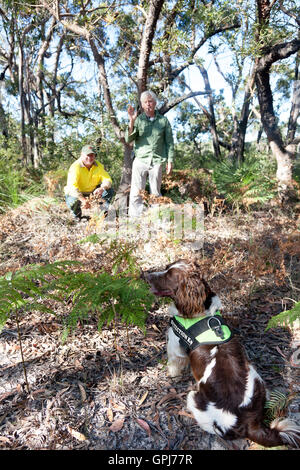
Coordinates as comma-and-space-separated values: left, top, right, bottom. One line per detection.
64, 158, 112, 197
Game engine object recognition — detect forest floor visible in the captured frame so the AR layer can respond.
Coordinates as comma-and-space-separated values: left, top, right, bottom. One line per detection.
0, 192, 300, 451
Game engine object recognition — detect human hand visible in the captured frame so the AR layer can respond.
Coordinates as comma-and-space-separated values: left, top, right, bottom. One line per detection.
94, 187, 104, 197
81, 198, 91, 209
166, 162, 173, 175
128, 105, 138, 122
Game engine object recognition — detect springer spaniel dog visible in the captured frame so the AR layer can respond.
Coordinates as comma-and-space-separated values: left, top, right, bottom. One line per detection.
142, 259, 300, 448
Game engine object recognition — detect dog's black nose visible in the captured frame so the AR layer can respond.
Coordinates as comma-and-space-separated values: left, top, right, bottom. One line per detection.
140, 270, 151, 283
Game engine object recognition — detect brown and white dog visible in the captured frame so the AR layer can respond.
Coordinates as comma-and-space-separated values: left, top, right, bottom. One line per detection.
142, 259, 300, 448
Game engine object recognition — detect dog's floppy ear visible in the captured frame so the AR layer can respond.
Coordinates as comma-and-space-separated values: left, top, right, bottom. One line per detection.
174, 271, 208, 317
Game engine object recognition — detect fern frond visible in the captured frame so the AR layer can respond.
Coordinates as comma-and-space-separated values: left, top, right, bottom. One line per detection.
62, 272, 154, 335
0, 258, 155, 341
266, 302, 300, 330
0, 262, 80, 332
264, 389, 291, 425
213, 155, 276, 207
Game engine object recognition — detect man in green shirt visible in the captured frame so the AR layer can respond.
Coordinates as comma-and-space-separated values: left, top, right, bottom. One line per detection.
125, 90, 174, 217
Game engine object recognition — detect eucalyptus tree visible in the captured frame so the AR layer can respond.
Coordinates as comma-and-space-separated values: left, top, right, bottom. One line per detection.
38, 0, 242, 208
174, 0, 299, 175
208, 8, 257, 164
254, 0, 300, 202
1, 2, 37, 164
0, 2, 58, 165
0, 1, 91, 166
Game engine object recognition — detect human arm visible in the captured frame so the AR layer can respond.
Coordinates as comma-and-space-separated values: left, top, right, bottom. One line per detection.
165, 119, 174, 174
93, 180, 111, 197
125, 105, 139, 143
166, 162, 173, 175
93, 165, 112, 197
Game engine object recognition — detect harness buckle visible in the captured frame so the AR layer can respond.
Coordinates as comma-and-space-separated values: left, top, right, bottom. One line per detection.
207, 316, 224, 339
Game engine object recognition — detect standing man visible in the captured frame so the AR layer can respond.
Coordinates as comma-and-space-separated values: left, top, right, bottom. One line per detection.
125, 90, 174, 217
64, 145, 114, 221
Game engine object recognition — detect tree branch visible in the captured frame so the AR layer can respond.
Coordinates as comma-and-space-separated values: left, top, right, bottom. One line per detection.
137, 0, 165, 95
255, 38, 300, 71
158, 91, 211, 114
279, 0, 300, 27
170, 21, 241, 80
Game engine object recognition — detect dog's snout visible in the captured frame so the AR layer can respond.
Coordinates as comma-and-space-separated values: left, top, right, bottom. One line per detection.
140, 270, 151, 282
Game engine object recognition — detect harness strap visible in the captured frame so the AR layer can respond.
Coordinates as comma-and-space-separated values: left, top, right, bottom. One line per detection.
170, 311, 233, 352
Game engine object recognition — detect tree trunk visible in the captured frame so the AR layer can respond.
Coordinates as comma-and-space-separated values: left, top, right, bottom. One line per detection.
230, 71, 255, 164
0, 98, 8, 138
89, 38, 130, 210
286, 50, 300, 156
255, 0, 300, 201
36, 17, 56, 164
197, 64, 221, 160
137, 0, 165, 95
18, 43, 27, 163
113, 142, 133, 212
255, 67, 294, 201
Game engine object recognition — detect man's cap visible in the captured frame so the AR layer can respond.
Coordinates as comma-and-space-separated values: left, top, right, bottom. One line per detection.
81, 145, 96, 156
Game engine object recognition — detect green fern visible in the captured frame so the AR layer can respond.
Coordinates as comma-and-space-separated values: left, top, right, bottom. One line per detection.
55, 271, 153, 338
78, 237, 140, 276
212, 155, 276, 207
266, 302, 300, 330
0, 262, 76, 331
264, 389, 292, 425
0, 260, 154, 340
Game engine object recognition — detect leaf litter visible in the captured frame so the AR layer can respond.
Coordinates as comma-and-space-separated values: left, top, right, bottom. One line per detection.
0, 196, 299, 450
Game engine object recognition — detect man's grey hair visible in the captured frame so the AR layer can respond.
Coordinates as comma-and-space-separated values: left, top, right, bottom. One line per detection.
140, 90, 157, 104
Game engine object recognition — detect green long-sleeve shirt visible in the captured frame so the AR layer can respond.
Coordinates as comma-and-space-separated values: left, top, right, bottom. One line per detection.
125, 111, 174, 165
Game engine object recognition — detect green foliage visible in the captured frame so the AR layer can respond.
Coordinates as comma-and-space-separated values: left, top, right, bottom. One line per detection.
0, 149, 44, 213
293, 160, 300, 185
106, 240, 140, 276
78, 238, 140, 276
264, 389, 292, 425
0, 260, 155, 341
58, 271, 153, 340
266, 302, 300, 331
212, 154, 277, 208
0, 262, 74, 331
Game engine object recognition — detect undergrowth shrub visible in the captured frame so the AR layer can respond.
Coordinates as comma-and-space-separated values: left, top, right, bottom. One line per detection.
0, 260, 155, 341
161, 169, 216, 205
0, 134, 44, 214
212, 154, 277, 208
267, 301, 300, 330
0, 161, 44, 213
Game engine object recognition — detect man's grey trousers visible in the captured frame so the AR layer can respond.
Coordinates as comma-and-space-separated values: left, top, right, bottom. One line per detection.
128, 158, 163, 217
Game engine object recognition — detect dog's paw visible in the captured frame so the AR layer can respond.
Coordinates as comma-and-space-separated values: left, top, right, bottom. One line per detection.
167, 364, 184, 378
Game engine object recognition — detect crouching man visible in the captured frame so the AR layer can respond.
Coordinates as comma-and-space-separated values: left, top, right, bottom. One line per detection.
64, 145, 114, 221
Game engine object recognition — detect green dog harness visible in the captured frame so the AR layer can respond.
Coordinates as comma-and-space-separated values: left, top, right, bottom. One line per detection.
170, 311, 233, 352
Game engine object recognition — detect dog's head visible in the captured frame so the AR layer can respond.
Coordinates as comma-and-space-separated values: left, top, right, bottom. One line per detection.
142, 259, 215, 318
